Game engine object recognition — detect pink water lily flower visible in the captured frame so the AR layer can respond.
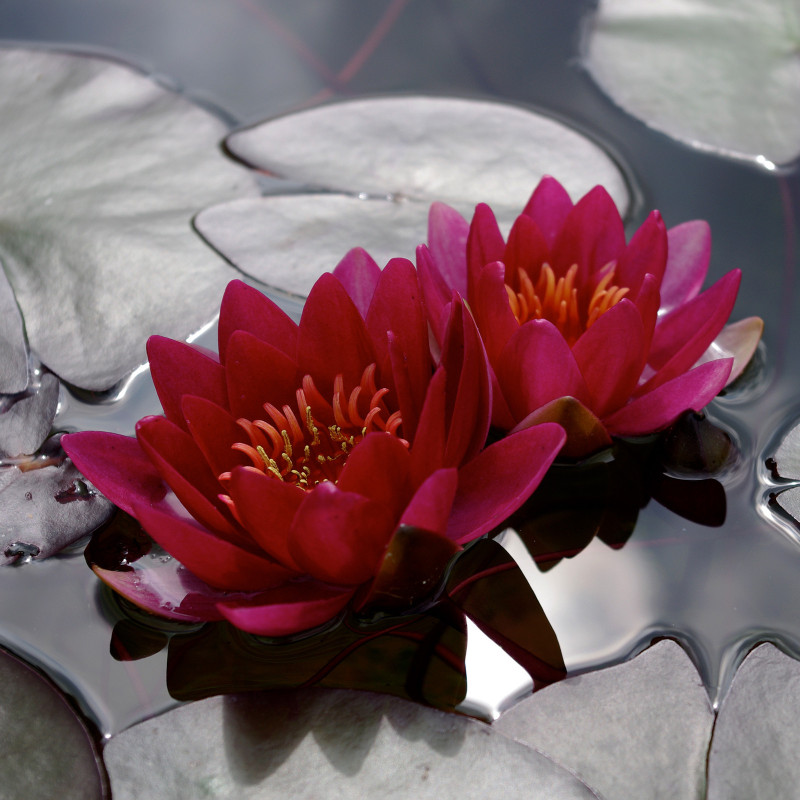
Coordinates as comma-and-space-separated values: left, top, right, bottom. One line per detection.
418, 176, 761, 458
63, 266, 564, 637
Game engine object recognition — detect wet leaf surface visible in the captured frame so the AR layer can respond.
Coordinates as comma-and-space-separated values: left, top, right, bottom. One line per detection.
103, 687, 599, 799
0, 374, 60, 458
0, 261, 27, 394
196, 95, 630, 297
0, 646, 107, 800
0, 47, 258, 390
584, 0, 800, 165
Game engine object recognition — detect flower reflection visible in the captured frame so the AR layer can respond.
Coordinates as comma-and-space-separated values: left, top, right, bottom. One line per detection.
65, 270, 564, 638
418, 176, 761, 458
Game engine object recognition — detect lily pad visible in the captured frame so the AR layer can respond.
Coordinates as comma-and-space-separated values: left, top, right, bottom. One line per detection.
0, 374, 60, 458
0, 646, 106, 800
0, 456, 113, 564
0, 261, 27, 394
707, 643, 800, 799
584, 0, 800, 166
494, 640, 714, 800
0, 47, 259, 391
103, 688, 599, 799
197, 96, 630, 297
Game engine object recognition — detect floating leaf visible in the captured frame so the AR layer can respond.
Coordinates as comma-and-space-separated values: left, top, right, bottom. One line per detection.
584, 0, 800, 165
197, 96, 630, 297
0, 261, 27, 394
0, 454, 113, 565
707, 643, 800, 799
0, 646, 106, 800
495, 639, 714, 800
0, 47, 258, 390
0, 374, 59, 458
103, 687, 599, 799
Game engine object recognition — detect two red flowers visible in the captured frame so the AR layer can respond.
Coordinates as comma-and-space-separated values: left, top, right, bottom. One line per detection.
64, 177, 759, 636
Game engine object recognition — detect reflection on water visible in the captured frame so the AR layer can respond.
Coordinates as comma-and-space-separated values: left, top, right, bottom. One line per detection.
0, 0, 799, 737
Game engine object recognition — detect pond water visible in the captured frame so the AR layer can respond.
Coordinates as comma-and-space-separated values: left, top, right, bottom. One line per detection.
1, 0, 799, 742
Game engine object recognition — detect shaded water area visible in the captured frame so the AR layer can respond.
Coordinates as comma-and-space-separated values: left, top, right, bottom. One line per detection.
1, 0, 799, 738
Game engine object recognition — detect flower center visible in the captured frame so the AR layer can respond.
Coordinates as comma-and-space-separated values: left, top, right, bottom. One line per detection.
504, 262, 629, 345
220, 363, 405, 493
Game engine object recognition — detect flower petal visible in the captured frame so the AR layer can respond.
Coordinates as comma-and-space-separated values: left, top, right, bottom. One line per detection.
416, 244, 449, 347
497, 320, 589, 421
474, 262, 521, 366
147, 337, 228, 432
521, 175, 574, 249
332, 248, 381, 318
133, 501, 295, 592
180, 395, 250, 478
447, 423, 565, 544
61, 431, 165, 515
504, 214, 550, 280
572, 299, 646, 419
289, 482, 395, 586
467, 203, 505, 298
699, 316, 764, 385
216, 582, 354, 637
135, 416, 239, 540
428, 202, 469, 297
614, 210, 667, 297
605, 359, 733, 436
400, 468, 459, 537
224, 330, 299, 421
227, 467, 303, 570
660, 221, 711, 313
297, 273, 376, 396
218, 279, 297, 363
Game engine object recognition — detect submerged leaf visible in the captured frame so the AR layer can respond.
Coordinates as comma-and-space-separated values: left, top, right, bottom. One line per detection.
103, 688, 599, 799
584, 0, 800, 165
197, 96, 630, 296
0, 47, 258, 390
0, 647, 106, 800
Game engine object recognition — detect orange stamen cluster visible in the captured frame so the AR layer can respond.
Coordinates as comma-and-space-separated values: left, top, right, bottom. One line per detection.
505, 262, 629, 346
220, 363, 405, 497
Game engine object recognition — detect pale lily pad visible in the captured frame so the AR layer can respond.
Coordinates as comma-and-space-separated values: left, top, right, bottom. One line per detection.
0, 457, 113, 564
0, 261, 27, 394
0, 374, 60, 458
494, 640, 714, 800
584, 0, 800, 166
0, 47, 259, 391
104, 689, 599, 799
198, 96, 630, 296
773, 419, 800, 480
707, 643, 800, 799
0, 647, 106, 800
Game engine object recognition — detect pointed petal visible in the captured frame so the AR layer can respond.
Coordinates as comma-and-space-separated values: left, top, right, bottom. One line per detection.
510, 396, 611, 459
572, 299, 646, 418
228, 467, 303, 570
644, 270, 741, 394
428, 202, 469, 297
225, 330, 299, 421
133, 501, 295, 592
416, 243, 449, 348
289, 482, 395, 585
700, 316, 764, 385
136, 416, 239, 539
605, 359, 733, 436
661, 221, 711, 313
217, 582, 354, 637
400, 467, 459, 537
332, 247, 381, 318
181, 395, 250, 478
474, 262, 520, 366
467, 203, 505, 299
521, 175, 574, 248
503, 214, 550, 279
147, 336, 228, 432
633, 273, 660, 352
410, 367, 447, 485
447, 423, 565, 544
615, 210, 668, 296
61, 431, 165, 515
552, 185, 625, 282
497, 320, 588, 421
218, 279, 297, 363
297, 273, 376, 395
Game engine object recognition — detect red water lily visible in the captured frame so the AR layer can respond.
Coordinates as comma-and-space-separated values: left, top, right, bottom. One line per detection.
63, 265, 564, 636
418, 176, 761, 458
